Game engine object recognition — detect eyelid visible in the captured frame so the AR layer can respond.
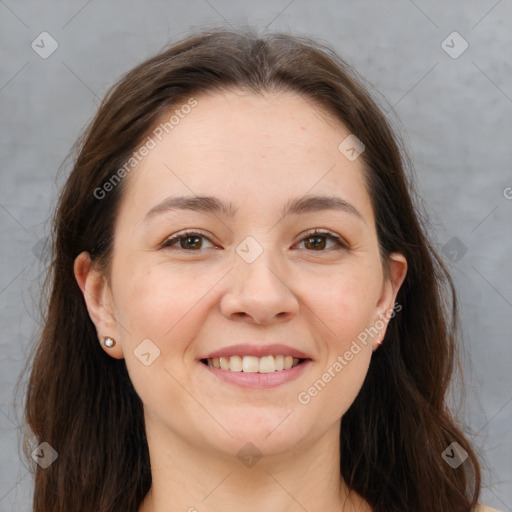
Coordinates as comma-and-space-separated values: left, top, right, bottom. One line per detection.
295, 228, 348, 249
159, 229, 215, 249
160, 228, 349, 251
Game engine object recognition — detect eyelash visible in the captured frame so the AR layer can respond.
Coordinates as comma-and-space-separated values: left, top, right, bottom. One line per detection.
160, 229, 348, 252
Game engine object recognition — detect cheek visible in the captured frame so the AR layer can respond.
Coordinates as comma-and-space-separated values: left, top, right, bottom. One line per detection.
297, 263, 378, 414
300, 279, 376, 422
113, 259, 204, 343
308, 263, 382, 340
109, 251, 381, 446
115, 254, 382, 361
111, 259, 224, 394
113, 262, 202, 410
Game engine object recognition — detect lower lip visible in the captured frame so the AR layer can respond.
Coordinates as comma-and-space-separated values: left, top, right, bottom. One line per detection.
200, 360, 311, 389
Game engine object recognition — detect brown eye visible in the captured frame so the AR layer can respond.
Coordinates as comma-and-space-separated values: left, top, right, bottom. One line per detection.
303, 235, 328, 250
161, 231, 214, 251
297, 230, 347, 251
178, 235, 203, 250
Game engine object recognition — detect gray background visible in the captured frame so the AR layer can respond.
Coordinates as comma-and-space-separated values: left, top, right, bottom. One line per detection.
1, 0, 511, 510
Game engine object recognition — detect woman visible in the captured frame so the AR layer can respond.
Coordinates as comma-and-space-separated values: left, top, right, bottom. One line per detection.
23, 26, 497, 512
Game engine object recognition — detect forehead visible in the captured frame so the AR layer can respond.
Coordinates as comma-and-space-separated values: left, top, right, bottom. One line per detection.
118, 89, 373, 225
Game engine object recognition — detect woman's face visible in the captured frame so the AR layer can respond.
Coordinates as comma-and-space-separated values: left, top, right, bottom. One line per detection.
78, 89, 406, 459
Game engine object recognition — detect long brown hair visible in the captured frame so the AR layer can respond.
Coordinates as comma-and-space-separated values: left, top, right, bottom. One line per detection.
23, 25, 481, 511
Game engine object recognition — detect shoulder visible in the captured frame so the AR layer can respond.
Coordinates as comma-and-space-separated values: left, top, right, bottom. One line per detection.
476, 505, 502, 512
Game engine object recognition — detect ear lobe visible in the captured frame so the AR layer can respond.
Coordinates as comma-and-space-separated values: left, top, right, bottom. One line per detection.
74, 251, 124, 359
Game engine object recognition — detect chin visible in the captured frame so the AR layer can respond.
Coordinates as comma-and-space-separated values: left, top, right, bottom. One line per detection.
207, 413, 308, 456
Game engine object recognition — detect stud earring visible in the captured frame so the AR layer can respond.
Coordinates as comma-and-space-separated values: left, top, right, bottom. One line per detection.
103, 336, 116, 348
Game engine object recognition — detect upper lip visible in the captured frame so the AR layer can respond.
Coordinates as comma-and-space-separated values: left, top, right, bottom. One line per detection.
200, 344, 311, 360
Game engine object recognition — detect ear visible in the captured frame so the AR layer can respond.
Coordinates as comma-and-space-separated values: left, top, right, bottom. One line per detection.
372, 252, 407, 350
74, 251, 124, 359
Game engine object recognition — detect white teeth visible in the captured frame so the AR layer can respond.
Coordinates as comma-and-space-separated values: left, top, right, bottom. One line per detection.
259, 355, 275, 373
229, 355, 243, 371
242, 356, 259, 373
204, 354, 303, 372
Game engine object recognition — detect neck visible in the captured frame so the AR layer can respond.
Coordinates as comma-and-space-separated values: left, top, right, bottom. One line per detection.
138, 415, 370, 512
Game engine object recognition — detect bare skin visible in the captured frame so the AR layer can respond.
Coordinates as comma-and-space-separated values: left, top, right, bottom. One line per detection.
74, 89, 407, 512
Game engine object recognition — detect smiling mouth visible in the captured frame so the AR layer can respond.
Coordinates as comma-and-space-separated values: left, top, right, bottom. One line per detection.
200, 355, 307, 373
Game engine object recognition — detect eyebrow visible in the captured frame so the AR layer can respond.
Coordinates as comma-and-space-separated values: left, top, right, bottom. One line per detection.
143, 194, 364, 223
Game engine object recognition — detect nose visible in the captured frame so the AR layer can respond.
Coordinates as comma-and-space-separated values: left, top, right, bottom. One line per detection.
220, 249, 299, 325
